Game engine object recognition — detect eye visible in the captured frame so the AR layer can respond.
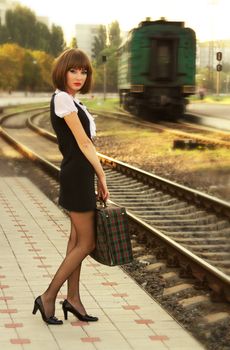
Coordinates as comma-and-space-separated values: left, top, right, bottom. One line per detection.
69, 68, 76, 73
81, 69, 88, 75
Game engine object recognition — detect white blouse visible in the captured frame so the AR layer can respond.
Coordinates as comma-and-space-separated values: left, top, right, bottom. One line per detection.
54, 89, 96, 138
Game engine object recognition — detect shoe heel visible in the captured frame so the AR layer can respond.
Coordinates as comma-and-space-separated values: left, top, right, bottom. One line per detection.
32, 301, 39, 315
63, 308, 68, 320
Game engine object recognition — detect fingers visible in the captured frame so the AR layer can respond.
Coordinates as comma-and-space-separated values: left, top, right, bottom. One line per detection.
103, 191, 109, 201
96, 189, 109, 202
97, 178, 110, 202
97, 190, 109, 201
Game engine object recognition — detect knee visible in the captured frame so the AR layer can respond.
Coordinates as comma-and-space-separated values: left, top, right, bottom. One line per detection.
81, 241, 96, 255
90, 241, 96, 252
87, 241, 96, 254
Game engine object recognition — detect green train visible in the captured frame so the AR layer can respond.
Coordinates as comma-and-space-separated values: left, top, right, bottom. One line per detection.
118, 18, 196, 117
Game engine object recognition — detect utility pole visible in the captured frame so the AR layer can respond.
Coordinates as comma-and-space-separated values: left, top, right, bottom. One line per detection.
209, 0, 219, 92
225, 75, 230, 94
102, 55, 107, 100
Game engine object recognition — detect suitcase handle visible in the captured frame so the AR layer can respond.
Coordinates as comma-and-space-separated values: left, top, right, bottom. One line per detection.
96, 199, 108, 208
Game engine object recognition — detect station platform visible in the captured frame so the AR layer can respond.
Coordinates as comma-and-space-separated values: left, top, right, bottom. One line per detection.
0, 177, 204, 350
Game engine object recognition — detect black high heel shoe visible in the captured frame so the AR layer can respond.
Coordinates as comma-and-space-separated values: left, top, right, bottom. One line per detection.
32, 296, 63, 325
62, 299, 98, 322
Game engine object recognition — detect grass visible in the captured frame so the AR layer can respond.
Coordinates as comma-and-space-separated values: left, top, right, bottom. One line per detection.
97, 118, 230, 167
189, 95, 230, 104
95, 115, 230, 200
83, 97, 119, 111
84, 95, 230, 110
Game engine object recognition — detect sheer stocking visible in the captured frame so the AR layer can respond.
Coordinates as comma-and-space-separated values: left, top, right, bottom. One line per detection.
41, 210, 95, 317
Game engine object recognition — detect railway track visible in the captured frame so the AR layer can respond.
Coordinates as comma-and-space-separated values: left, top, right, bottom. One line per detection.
22, 104, 230, 148
0, 107, 230, 348
92, 108, 230, 149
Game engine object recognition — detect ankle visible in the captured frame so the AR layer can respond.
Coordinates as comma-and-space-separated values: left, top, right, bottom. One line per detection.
42, 292, 56, 304
67, 296, 82, 305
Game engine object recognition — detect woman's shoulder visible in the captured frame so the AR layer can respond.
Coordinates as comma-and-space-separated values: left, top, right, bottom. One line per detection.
54, 90, 73, 103
54, 90, 76, 109
53, 90, 78, 117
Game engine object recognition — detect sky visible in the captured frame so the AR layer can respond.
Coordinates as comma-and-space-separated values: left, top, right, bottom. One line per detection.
17, 0, 229, 44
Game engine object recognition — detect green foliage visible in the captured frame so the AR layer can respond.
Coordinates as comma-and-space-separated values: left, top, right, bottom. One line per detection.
49, 24, 65, 56
0, 5, 65, 56
196, 65, 230, 94
70, 37, 78, 48
5, 5, 37, 48
83, 97, 119, 111
19, 50, 41, 91
92, 25, 107, 63
92, 21, 121, 92
0, 21, 9, 43
35, 22, 51, 53
108, 21, 121, 48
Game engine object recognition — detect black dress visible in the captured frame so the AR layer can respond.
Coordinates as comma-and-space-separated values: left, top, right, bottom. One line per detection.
50, 93, 96, 212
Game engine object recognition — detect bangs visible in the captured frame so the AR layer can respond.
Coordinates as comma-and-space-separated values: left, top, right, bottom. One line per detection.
67, 50, 92, 73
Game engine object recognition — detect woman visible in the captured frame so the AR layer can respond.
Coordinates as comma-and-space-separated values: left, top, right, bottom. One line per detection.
32, 48, 109, 325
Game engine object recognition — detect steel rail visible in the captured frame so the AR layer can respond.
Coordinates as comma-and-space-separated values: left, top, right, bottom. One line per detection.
28, 111, 230, 219
0, 108, 229, 302
1, 124, 230, 302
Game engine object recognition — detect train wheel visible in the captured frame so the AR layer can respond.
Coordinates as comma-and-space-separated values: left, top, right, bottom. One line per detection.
170, 104, 185, 119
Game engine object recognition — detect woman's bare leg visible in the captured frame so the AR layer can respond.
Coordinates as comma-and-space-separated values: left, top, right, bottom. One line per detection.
40, 210, 95, 317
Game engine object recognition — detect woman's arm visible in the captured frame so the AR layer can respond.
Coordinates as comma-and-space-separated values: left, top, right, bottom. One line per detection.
64, 111, 109, 200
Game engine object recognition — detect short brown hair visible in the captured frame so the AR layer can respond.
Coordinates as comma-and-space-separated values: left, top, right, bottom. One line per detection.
52, 48, 93, 94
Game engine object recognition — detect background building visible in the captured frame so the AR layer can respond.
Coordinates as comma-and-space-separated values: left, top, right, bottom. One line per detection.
0, 1, 50, 28
0, 0, 16, 25
197, 40, 230, 68
75, 23, 100, 58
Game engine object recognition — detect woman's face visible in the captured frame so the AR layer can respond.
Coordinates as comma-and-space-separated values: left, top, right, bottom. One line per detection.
66, 68, 87, 95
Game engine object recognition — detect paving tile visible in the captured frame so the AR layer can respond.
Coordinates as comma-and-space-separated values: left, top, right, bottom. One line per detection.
0, 340, 22, 349
0, 327, 18, 340
10, 338, 31, 344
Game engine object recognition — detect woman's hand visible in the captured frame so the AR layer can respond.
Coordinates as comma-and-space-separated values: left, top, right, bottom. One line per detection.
97, 177, 109, 202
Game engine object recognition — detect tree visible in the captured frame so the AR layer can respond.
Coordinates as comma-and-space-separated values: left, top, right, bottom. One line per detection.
92, 25, 107, 63
70, 37, 78, 48
92, 22, 121, 92
103, 22, 121, 92
2, 5, 65, 56
0, 42, 56, 92
0, 43, 24, 91
35, 22, 51, 53
49, 24, 66, 56
0, 21, 9, 44
108, 21, 121, 48
32, 50, 54, 90
5, 5, 37, 49
19, 50, 41, 92
106, 48, 119, 91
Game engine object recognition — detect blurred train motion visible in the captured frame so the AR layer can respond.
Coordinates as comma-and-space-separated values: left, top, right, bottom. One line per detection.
118, 18, 196, 118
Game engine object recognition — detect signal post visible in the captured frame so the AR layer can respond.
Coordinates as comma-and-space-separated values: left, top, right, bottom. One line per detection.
216, 51, 222, 96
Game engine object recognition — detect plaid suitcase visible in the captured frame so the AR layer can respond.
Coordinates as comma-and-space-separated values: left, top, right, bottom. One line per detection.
90, 203, 133, 266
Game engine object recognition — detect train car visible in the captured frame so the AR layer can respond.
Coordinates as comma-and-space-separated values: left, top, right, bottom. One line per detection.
118, 18, 196, 117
